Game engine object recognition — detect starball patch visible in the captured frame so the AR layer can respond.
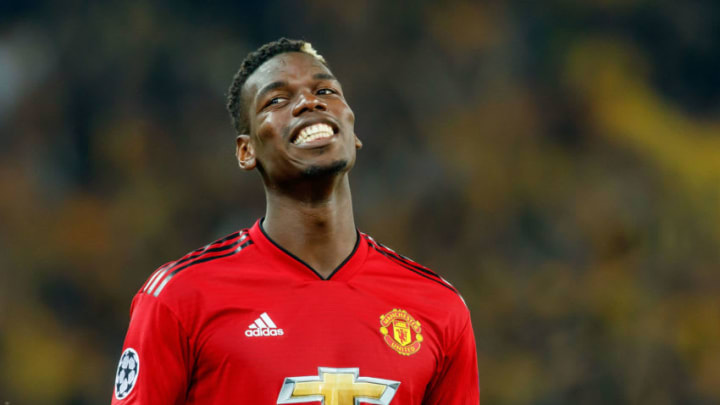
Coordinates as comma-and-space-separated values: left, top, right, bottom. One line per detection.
115, 348, 140, 400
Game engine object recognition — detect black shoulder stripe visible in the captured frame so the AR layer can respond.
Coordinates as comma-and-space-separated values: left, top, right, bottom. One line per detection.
363, 235, 453, 287
383, 246, 444, 280
167, 239, 253, 279
142, 231, 245, 294
145, 232, 252, 297
162, 230, 247, 275
209, 230, 246, 247
367, 242, 458, 293
362, 235, 433, 273
149, 239, 253, 297
188, 230, 242, 254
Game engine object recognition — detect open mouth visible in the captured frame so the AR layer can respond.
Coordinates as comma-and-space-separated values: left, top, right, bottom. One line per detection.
291, 122, 338, 146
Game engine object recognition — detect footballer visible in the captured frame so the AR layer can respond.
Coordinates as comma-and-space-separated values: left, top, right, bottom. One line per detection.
111, 38, 479, 404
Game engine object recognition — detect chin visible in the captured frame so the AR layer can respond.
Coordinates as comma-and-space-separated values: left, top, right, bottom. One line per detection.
302, 159, 349, 178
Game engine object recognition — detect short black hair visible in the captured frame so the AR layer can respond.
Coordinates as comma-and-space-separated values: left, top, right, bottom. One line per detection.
226, 37, 327, 136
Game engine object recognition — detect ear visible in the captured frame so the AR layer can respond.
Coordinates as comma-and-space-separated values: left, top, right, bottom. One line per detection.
354, 134, 363, 150
236, 135, 257, 170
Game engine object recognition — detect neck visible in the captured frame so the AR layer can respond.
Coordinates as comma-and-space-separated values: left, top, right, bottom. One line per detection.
262, 174, 357, 279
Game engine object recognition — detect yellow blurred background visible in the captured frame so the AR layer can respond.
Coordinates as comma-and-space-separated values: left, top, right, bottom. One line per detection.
1, 1, 719, 404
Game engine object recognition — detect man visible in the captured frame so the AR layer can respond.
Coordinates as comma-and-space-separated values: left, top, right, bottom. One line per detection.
112, 38, 479, 404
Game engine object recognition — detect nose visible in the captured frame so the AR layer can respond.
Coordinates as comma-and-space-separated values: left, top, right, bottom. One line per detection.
292, 91, 327, 116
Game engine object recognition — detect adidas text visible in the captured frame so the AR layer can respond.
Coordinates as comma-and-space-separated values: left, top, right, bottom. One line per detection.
245, 328, 284, 337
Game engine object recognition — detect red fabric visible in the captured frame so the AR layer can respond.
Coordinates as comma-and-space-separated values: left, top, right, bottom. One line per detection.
111, 219, 479, 404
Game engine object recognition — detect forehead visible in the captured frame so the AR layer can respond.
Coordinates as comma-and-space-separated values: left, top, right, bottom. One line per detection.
242, 52, 335, 102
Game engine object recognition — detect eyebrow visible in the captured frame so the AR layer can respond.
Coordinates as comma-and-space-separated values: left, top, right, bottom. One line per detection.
313, 72, 336, 81
256, 80, 288, 102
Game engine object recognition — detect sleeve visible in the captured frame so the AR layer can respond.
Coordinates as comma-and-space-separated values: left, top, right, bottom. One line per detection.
111, 294, 192, 405
423, 313, 480, 404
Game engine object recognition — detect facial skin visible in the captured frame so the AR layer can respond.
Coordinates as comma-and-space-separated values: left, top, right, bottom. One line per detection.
236, 52, 362, 192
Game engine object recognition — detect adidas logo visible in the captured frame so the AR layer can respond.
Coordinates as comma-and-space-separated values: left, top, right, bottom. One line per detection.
245, 312, 284, 337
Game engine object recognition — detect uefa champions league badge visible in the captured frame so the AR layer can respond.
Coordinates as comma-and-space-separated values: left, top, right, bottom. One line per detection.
114, 348, 140, 400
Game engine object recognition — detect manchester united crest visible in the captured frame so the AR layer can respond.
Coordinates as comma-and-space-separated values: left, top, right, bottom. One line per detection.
379, 309, 423, 356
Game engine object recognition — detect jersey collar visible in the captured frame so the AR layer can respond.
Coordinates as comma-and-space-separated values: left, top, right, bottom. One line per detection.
248, 218, 368, 281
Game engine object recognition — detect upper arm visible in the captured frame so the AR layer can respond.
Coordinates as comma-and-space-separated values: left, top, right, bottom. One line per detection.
111, 295, 192, 404
423, 312, 480, 404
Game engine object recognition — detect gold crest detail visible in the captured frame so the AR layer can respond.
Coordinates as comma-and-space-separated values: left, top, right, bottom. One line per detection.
379, 309, 423, 356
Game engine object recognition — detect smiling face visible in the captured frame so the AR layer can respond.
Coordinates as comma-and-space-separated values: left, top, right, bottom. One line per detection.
236, 52, 362, 187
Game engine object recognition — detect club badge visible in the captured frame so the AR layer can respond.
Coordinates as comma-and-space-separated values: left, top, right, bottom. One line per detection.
379, 309, 423, 356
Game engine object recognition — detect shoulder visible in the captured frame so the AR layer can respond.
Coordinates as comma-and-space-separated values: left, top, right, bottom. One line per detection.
362, 233, 467, 305
138, 228, 254, 300
361, 233, 471, 347
126, 228, 255, 334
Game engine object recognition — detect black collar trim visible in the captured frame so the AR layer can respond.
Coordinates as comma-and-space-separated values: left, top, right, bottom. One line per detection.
259, 218, 360, 280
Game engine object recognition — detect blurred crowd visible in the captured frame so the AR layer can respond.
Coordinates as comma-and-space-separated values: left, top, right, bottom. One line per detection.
1, 1, 719, 404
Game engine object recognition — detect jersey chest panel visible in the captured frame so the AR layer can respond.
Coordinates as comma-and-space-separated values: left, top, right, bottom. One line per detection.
188, 276, 438, 404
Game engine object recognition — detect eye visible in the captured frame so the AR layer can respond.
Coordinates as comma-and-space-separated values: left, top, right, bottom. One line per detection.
317, 88, 336, 95
264, 96, 286, 108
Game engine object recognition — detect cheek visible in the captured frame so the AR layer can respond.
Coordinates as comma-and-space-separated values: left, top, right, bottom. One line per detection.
343, 104, 355, 125
254, 115, 285, 148
334, 104, 355, 136
252, 116, 291, 168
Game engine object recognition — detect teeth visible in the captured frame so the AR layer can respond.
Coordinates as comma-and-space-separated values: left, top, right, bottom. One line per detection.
293, 123, 334, 145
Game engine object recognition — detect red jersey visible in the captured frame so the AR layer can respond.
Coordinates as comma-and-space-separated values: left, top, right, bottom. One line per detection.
111, 219, 479, 404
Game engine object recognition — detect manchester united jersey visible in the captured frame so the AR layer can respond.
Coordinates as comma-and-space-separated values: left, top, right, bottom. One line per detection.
111, 219, 479, 404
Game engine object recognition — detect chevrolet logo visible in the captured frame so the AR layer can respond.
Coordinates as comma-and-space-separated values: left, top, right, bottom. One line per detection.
277, 367, 400, 405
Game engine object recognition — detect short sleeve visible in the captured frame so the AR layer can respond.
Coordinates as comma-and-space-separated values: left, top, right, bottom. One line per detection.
110, 294, 192, 404
423, 313, 480, 404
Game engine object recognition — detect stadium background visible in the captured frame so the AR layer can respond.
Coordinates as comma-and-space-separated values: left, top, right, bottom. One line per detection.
1, 1, 719, 404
